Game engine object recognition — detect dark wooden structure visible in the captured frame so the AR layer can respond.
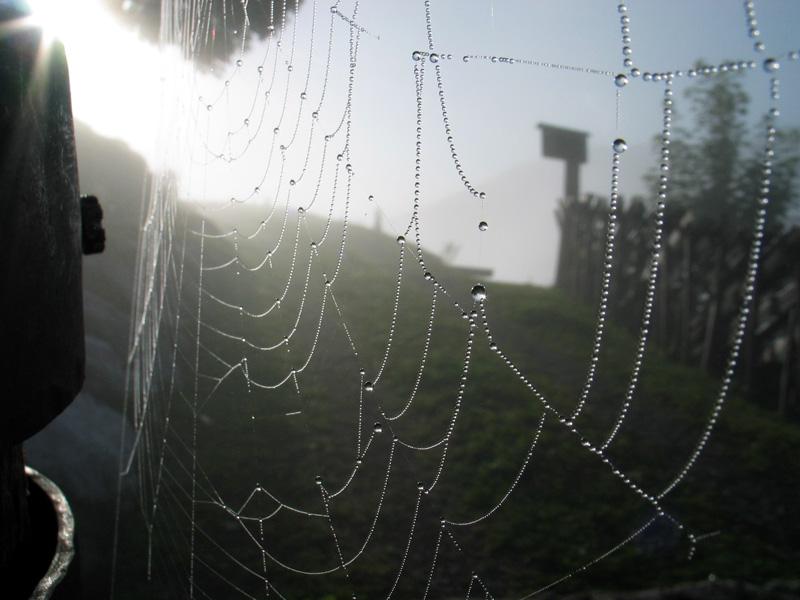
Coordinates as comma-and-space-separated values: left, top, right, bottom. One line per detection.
556, 195, 800, 417
538, 123, 588, 200
0, 4, 86, 591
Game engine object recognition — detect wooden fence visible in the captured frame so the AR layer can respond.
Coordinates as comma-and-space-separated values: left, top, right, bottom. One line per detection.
556, 195, 800, 417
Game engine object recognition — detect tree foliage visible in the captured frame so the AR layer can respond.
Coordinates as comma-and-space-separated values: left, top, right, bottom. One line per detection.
100, 0, 301, 65
662, 67, 800, 231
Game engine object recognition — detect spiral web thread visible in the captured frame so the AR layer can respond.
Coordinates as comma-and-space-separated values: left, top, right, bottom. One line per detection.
113, 1, 797, 598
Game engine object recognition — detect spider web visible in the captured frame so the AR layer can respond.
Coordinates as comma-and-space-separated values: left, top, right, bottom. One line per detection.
112, 1, 798, 598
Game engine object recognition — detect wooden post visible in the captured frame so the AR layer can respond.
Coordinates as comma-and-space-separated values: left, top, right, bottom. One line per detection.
541, 124, 589, 292
0, 7, 84, 570
538, 123, 588, 201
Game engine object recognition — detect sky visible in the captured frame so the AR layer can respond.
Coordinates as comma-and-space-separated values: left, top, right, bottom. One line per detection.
26, 0, 800, 285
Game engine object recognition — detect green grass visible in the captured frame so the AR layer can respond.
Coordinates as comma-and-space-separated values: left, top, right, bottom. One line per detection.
105, 211, 800, 599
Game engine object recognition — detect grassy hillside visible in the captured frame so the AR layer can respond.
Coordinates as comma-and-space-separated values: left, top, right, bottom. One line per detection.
114, 201, 800, 599
36, 126, 798, 598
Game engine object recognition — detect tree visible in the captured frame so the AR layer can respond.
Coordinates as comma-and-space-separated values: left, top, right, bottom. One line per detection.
100, 0, 302, 65
661, 66, 800, 232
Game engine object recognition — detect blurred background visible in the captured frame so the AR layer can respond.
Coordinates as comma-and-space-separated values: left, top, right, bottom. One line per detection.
19, 1, 800, 598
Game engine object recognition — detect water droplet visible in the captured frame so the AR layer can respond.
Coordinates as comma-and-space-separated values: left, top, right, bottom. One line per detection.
274, 127, 280, 134
289, 179, 296, 186
206, 104, 213, 111
310, 242, 317, 249
373, 422, 383, 433
300, 91, 307, 100
622, 46, 632, 56
764, 58, 780, 72
298, 207, 305, 214
315, 476, 323, 485
412, 50, 423, 61
364, 381, 374, 392
478, 221, 488, 231
368, 195, 375, 202
236, 59, 243, 67
396, 235, 406, 245
337, 153, 344, 161
257, 65, 264, 73
613, 138, 628, 153
429, 53, 440, 63
424, 272, 434, 281
462, 55, 470, 62
312, 111, 319, 119
416, 482, 425, 491
471, 284, 487, 301
615, 73, 628, 87
243, 118, 250, 126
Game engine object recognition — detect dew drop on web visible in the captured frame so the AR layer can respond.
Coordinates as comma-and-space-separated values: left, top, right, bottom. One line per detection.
471, 284, 487, 301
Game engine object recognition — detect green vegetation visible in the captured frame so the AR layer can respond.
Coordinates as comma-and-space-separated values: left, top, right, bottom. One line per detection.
654, 65, 800, 230
110, 209, 800, 599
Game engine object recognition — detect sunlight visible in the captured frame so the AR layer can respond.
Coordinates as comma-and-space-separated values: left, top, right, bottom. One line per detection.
27, 0, 92, 43
27, 0, 167, 167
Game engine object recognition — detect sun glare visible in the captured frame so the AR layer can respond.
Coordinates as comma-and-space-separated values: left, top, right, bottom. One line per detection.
27, 0, 94, 45
27, 0, 167, 168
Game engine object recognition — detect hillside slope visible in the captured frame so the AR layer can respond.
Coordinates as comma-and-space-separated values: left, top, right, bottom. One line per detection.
26, 126, 800, 599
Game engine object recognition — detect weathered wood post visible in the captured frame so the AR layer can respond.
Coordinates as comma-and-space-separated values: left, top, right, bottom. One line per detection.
539, 123, 588, 201
0, 3, 101, 593
539, 123, 589, 291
